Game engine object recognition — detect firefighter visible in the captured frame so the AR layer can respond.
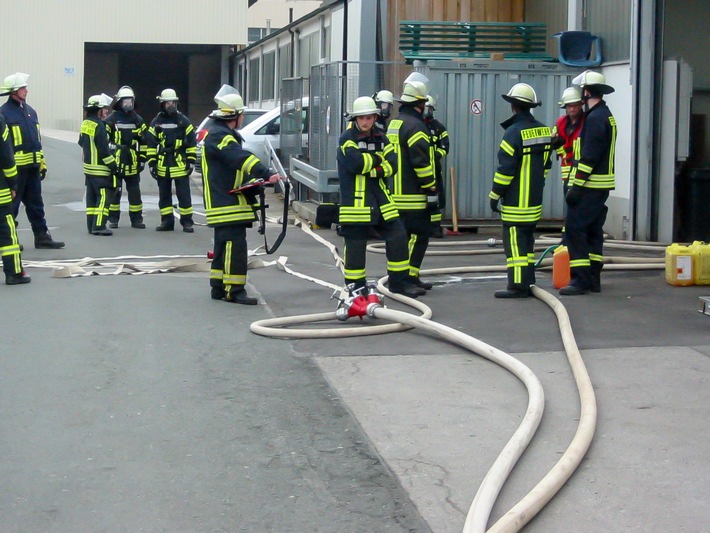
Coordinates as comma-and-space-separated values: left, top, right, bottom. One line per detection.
105, 85, 147, 229
489, 83, 552, 299
146, 89, 196, 232
78, 94, 118, 236
201, 85, 280, 305
559, 70, 617, 296
386, 80, 437, 291
0, 72, 64, 249
0, 113, 30, 285
373, 89, 394, 132
337, 96, 423, 298
551, 87, 584, 198
423, 95, 450, 238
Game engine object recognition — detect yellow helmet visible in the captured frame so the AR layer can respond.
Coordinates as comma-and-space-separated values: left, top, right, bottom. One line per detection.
1, 72, 29, 96
157, 88, 179, 102
502, 83, 541, 108
573, 70, 615, 94
397, 81, 428, 103
558, 87, 583, 108
210, 84, 246, 120
84, 93, 113, 110
349, 96, 380, 117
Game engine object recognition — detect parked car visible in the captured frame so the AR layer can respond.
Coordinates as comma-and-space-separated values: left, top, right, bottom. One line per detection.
194, 108, 269, 172
239, 97, 309, 166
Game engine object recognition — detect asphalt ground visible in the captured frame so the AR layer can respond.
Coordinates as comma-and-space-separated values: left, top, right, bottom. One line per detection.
1, 131, 709, 532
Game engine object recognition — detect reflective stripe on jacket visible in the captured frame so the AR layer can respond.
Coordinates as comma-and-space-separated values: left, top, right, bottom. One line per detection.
0, 116, 18, 206
0, 98, 43, 167
386, 106, 435, 211
201, 119, 270, 227
337, 123, 399, 225
572, 101, 616, 190
105, 110, 148, 176
78, 116, 117, 177
489, 111, 552, 224
552, 114, 583, 181
146, 111, 196, 178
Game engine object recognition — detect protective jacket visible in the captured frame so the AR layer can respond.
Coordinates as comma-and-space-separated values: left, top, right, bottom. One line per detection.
0, 115, 18, 206
0, 97, 44, 168
386, 106, 436, 212
146, 111, 196, 178
426, 117, 450, 168
78, 116, 117, 177
552, 114, 583, 182
489, 111, 552, 224
572, 100, 616, 190
201, 119, 271, 227
337, 123, 398, 225
105, 109, 147, 176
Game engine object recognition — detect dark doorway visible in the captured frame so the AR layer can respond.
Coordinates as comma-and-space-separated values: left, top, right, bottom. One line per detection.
119, 50, 189, 119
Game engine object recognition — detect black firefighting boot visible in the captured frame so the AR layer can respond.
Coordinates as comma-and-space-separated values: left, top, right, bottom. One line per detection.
107, 214, 119, 229
86, 215, 94, 234
155, 216, 175, 232
409, 275, 433, 290
225, 286, 258, 305
211, 282, 225, 300
591, 263, 602, 293
6, 271, 31, 285
34, 231, 65, 249
181, 216, 195, 233
130, 212, 146, 229
389, 272, 425, 298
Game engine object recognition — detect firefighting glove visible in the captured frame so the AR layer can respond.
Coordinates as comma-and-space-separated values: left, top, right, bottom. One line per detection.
490, 197, 501, 213
149, 164, 158, 180
39, 160, 47, 181
565, 185, 583, 207
185, 164, 193, 176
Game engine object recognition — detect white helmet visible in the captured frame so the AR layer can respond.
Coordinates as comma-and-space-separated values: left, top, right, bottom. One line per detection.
115, 85, 135, 100
558, 87, 583, 108
502, 83, 541, 108
349, 96, 380, 117
403, 72, 430, 94
397, 81, 428, 103
573, 70, 615, 94
210, 84, 246, 120
425, 95, 436, 109
374, 90, 394, 105
1, 72, 29, 96
85, 93, 113, 110
157, 88, 179, 102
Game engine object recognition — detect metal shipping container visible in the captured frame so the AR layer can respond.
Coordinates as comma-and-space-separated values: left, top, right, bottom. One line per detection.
423, 60, 580, 222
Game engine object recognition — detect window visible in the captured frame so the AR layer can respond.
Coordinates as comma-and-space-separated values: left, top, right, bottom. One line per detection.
248, 58, 260, 102
262, 52, 276, 100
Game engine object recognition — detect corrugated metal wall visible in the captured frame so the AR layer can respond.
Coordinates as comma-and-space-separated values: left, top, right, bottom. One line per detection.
586, 0, 632, 62
424, 60, 579, 222
525, 0, 568, 56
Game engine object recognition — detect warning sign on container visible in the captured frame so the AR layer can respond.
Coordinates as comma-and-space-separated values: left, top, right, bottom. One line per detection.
470, 99, 483, 115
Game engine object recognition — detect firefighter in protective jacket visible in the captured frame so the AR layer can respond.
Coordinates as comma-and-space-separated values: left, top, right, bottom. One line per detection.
0, 72, 64, 249
146, 89, 196, 232
201, 85, 280, 305
386, 80, 437, 291
0, 113, 30, 284
559, 70, 617, 296
105, 85, 148, 229
337, 96, 423, 298
551, 87, 584, 198
489, 83, 552, 298
423, 95, 450, 237
78, 94, 118, 236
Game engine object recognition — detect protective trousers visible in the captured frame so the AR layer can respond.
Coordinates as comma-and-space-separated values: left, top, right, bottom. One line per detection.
157, 176, 193, 228
565, 189, 608, 290
12, 165, 48, 236
85, 176, 111, 233
0, 204, 23, 275
211, 224, 248, 298
502, 223, 536, 291
400, 211, 430, 279
109, 174, 144, 224
342, 218, 410, 289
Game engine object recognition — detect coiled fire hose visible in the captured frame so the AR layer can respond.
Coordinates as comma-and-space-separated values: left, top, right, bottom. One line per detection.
250, 224, 668, 532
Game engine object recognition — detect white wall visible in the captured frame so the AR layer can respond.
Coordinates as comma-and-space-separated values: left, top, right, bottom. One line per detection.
249, 0, 322, 29
0, 0, 248, 131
